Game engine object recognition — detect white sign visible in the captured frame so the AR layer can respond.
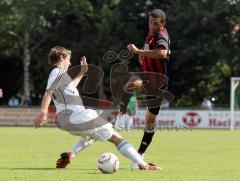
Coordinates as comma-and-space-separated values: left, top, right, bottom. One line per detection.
0, 108, 239, 129
101, 109, 240, 129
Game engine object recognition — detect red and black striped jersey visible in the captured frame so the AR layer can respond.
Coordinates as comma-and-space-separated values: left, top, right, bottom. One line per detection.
141, 28, 170, 75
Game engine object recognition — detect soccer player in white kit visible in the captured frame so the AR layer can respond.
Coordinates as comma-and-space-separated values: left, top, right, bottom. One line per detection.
34, 46, 160, 170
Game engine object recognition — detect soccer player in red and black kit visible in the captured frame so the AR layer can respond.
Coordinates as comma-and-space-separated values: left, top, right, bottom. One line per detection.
117, 9, 171, 169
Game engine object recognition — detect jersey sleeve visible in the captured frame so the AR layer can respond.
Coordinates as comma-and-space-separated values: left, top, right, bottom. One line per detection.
46, 68, 65, 91
155, 33, 169, 51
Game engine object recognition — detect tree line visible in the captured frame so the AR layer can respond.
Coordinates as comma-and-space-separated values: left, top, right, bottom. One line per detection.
0, 0, 239, 107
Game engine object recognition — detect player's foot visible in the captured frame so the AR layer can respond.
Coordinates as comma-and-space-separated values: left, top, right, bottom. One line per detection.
131, 153, 144, 170
56, 152, 72, 168
139, 163, 161, 170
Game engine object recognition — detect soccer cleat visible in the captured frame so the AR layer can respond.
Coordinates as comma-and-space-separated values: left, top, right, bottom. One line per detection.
138, 163, 161, 170
56, 152, 72, 168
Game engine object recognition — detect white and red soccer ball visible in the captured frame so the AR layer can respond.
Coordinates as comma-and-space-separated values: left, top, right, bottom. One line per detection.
97, 152, 120, 174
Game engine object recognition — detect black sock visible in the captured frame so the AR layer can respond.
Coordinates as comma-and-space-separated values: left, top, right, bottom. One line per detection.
138, 131, 155, 154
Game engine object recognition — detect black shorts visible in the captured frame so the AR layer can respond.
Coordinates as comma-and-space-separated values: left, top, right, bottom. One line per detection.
148, 106, 161, 115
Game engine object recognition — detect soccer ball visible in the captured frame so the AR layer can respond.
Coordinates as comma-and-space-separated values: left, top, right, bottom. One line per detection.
97, 152, 120, 174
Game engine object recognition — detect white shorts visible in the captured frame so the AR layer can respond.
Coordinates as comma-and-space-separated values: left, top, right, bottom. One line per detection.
70, 122, 114, 142
69, 109, 101, 124
56, 109, 113, 141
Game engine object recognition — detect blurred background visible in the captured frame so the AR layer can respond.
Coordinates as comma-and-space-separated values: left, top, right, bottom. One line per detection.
0, 0, 239, 109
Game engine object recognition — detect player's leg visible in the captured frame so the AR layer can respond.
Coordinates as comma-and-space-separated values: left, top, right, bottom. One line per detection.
56, 137, 95, 168
131, 107, 159, 169
70, 136, 95, 158
138, 108, 159, 154
77, 121, 145, 166
108, 130, 146, 165
85, 119, 160, 170
108, 130, 160, 170
56, 109, 99, 168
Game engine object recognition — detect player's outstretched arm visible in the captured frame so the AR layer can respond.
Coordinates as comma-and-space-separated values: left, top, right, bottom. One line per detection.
127, 44, 167, 59
34, 91, 52, 128
71, 56, 88, 87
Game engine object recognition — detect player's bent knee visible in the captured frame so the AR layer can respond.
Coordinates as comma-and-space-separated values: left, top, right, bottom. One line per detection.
125, 76, 143, 91
108, 132, 124, 146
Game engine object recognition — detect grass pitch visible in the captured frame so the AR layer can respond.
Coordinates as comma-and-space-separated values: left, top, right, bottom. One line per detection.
0, 127, 240, 181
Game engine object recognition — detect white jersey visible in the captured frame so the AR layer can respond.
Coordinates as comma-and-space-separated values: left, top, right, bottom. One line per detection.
46, 67, 85, 114
46, 68, 113, 140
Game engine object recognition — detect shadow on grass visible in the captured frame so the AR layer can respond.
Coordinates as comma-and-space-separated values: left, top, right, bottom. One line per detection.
87, 167, 129, 175
0, 167, 97, 171
0, 167, 130, 175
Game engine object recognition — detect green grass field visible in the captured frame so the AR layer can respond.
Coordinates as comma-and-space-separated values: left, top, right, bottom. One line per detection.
0, 127, 240, 181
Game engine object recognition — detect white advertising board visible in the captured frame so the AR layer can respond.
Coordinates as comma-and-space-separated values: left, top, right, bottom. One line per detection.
0, 108, 239, 129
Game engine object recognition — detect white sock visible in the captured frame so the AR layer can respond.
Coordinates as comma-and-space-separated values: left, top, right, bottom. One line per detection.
117, 140, 147, 165
70, 137, 94, 158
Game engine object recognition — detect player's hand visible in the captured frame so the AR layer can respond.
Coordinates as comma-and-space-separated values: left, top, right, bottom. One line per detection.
34, 112, 47, 128
127, 44, 140, 54
80, 56, 88, 74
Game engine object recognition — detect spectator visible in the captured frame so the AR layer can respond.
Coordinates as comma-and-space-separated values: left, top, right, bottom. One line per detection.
20, 95, 30, 107
8, 96, 20, 107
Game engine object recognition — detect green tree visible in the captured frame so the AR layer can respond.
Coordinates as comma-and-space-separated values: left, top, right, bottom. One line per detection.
164, 0, 240, 107
0, 0, 60, 102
